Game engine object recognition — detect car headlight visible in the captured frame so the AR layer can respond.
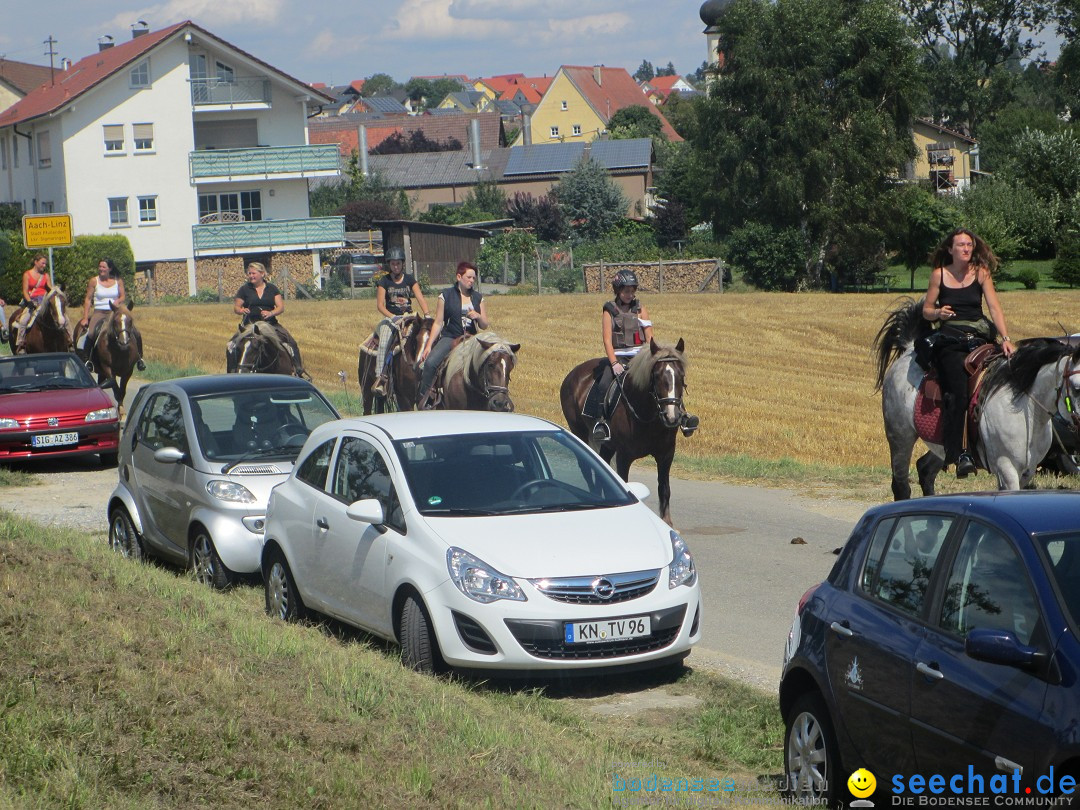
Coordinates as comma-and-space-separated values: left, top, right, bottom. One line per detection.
668, 530, 696, 589
0, 417, 19, 429
206, 480, 257, 503
447, 547, 526, 604
85, 406, 119, 422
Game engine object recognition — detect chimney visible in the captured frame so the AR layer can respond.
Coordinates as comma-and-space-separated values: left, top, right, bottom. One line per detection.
358, 124, 369, 177
469, 118, 484, 170
131, 21, 150, 39
521, 103, 535, 147
97, 35, 114, 51
61, 58, 71, 71
593, 65, 602, 86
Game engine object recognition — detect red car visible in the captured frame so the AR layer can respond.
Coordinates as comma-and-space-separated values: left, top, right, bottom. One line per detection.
0, 352, 120, 465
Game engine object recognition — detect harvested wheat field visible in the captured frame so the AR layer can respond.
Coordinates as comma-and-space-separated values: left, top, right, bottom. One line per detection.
131, 289, 1080, 483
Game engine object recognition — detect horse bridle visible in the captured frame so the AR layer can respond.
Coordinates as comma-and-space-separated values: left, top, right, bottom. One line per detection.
237, 333, 275, 373
467, 348, 514, 403
622, 358, 686, 423
1058, 356, 1080, 432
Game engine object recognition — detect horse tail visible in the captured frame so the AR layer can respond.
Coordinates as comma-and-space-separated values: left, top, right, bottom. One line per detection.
873, 296, 929, 392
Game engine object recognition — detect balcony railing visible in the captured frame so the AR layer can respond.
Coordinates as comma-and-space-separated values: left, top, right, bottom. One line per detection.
192, 216, 344, 255
190, 145, 341, 180
191, 77, 271, 106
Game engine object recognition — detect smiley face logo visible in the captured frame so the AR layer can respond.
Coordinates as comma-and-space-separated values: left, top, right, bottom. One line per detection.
848, 768, 876, 798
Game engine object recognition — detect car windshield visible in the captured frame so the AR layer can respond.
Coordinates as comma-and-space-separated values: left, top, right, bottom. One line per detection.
191, 389, 338, 463
1036, 532, 1080, 629
0, 356, 95, 392
393, 430, 636, 517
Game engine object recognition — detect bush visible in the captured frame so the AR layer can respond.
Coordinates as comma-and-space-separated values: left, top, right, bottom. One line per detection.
337, 199, 401, 231
1015, 267, 1041, 289
192, 288, 222, 303
1, 231, 134, 302
959, 178, 1056, 259
725, 223, 806, 291
550, 263, 580, 293
1052, 239, 1080, 287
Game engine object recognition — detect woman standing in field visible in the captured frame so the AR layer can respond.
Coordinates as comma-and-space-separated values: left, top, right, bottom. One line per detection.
584, 269, 698, 442
923, 228, 1015, 477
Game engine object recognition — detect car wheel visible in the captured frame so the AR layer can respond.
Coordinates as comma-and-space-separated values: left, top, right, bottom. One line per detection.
191, 528, 232, 589
100, 452, 119, 467
400, 594, 445, 674
784, 692, 842, 805
264, 549, 305, 622
108, 507, 143, 561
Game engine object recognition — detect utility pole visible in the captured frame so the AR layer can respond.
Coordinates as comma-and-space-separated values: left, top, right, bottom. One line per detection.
44, 35, 58, 85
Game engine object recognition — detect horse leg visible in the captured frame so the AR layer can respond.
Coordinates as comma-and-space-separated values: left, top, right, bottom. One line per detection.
915, 451, 944, 497
655, 446, 675, 526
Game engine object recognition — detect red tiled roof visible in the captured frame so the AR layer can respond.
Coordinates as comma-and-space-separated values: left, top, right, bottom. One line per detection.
0, 59, 54, 96
649, 75, 682, 95
560, 66, 681, 142
350, 79, 366, 93
309, 111, 504, 155
0, 21, 333, 128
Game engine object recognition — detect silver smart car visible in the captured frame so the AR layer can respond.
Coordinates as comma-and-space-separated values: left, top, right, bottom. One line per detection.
107, 374, 339, 587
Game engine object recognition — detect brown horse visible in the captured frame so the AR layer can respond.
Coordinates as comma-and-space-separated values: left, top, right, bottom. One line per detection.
227, 322, 301, 376
437, 331, 520, 411
358, 315, 435, 414
74, 301, 142, 411
9, 288, 72, 354
561, 339, 691, 525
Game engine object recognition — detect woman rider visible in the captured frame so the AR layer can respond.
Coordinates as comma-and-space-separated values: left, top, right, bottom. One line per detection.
372, 246, 429, 396
923, 228, 1015, 477
584, 269, 699, 441
76, 258, 146, 370
13, 254, 52, 353
416, 261, 488, 409
228, 262, 307, 377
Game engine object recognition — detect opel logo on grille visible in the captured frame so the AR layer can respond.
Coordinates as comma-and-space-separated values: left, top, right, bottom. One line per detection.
48, 417, 59, 427
593, 578, 615, 600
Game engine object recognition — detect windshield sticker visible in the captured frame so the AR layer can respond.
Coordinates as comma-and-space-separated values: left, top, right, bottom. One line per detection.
428, 495, 443, 505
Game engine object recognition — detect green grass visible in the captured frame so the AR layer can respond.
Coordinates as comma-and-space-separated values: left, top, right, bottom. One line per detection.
0, 512, 784, 808
886, 258, 1062, 293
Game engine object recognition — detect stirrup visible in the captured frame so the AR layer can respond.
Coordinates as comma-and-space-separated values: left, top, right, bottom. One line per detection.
591, 419, 611, 442
371, 374, 389, 397
956, 452, 976, 479
136, 359, 147, 371
680, 413, 699, 437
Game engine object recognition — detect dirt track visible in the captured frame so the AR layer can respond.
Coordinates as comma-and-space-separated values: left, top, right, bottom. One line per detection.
2, 456, 117, 533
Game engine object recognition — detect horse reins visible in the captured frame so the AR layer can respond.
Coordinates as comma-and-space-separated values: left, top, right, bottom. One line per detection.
620, 358, 686, 424
466, 348, 514, 403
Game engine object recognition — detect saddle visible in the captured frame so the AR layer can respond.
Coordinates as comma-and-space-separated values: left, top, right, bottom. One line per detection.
360, 315, 417, 358
914, 343, 1002, 453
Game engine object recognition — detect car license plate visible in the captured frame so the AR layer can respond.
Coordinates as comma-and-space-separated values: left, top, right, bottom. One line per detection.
31, 432, 79, 448
565, 615, 651, 644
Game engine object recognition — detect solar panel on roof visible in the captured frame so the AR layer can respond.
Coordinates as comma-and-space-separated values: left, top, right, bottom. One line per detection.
504, 142, 586, 175
589, 138, 652, 170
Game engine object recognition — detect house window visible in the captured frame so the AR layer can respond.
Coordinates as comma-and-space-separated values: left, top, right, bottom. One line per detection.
108, 197, 129, 226
560, 100, 568, 110
550, 126, 559, 138
216, 61, 235, 84
103, 124, 124, 153
130, 59, 150, 88
572, 124, 582, 136
240, 191, 262, 221
40, 201, 54, 213
133, 123, 154, 151
199, 191, 262, 222
36, 131, 51, 168
138, 196, 158, 223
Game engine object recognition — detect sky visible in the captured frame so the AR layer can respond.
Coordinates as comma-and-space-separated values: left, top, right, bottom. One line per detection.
0, 0, 712, 87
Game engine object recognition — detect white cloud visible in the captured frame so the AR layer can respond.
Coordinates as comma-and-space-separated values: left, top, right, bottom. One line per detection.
449, 0, 622, 21
384, 0, 516, 41
103, 0, 286, 33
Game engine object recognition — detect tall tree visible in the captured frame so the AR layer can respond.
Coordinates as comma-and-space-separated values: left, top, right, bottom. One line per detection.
656, 62, 678, 77
694, 0, 925, 287
361, 73, 399, 97
552, 157, 628, 241
607, 105, 666, 140
633, 60, 655, 82
899, 0, 1055, 132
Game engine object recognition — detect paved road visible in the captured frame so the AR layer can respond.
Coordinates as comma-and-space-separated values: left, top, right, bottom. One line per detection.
631, 472, 872, 692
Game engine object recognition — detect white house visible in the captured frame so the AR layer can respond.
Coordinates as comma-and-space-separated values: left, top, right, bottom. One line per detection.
0, 21, 343, 296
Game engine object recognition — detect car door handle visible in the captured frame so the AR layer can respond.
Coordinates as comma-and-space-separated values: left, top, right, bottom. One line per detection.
316, 517, 329, 530
829, 621, 854, 638
916, 661, 944, 680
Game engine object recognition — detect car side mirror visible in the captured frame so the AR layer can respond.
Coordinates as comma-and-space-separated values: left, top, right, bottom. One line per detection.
626, 481, 650, 501
965, 628, 1046, 671
346, 498, 385, 527
153, 446, 186, 464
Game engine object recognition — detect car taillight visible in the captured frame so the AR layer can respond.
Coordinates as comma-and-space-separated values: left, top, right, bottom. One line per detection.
797, 583, 821, 615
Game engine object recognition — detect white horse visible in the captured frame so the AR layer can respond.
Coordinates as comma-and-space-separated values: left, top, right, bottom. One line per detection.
874, 298, 1079, 498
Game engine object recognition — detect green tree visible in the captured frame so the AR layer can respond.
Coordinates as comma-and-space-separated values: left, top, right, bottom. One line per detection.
404, 78, 434, 107
695, 0, 925, 288
361, 73, 399, 97
657, 62, 678, 77
0, 203, 22, 231
607, 105, 666, 141
890, 184, 960, 289
899, 0, 1055, 132
633, 60, 655, 82
552, 157, 629, 242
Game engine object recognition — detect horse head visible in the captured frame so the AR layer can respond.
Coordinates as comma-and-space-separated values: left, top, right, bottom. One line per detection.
107, 300, 135, 350
473, 335, 520, 412
42, 288, 68, 331
627, 338, 688, 429
236, 323, 274, 373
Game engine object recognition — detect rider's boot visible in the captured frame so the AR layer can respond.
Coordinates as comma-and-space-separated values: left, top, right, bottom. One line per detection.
956, 451, 976, 478
372, 372, 389, 397
14, 328, 25, 355
679, 413, 699, 437
136, 358, 146, 371
591, 418, 611, 443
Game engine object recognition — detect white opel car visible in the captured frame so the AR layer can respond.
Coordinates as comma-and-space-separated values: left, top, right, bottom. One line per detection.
262, 411, 702, 675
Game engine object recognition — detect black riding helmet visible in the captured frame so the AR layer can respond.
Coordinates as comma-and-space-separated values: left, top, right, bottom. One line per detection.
612, 269, 639, 293
385, 246, 406, 263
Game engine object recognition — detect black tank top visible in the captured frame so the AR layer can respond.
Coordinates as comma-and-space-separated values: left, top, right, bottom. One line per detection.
936, 270, 984, 322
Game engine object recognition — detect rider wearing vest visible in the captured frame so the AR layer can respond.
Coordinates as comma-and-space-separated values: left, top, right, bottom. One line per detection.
923, 228, 1015, 478
584, 269, 699, 442
77, 259, 146, 370
228, 262, 307, 377
372, 246, 430, 397
417, 261, 487, 409
14, 254, 52, 354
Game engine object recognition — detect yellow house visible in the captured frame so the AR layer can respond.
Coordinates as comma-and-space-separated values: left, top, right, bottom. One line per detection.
910, 118, 980, 194
520, 65, 680, 146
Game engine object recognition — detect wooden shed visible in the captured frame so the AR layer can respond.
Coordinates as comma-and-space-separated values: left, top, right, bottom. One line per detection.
375, 220, 491, 286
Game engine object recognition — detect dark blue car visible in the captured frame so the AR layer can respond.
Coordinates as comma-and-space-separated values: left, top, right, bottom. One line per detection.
780, 491, 1080, 806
